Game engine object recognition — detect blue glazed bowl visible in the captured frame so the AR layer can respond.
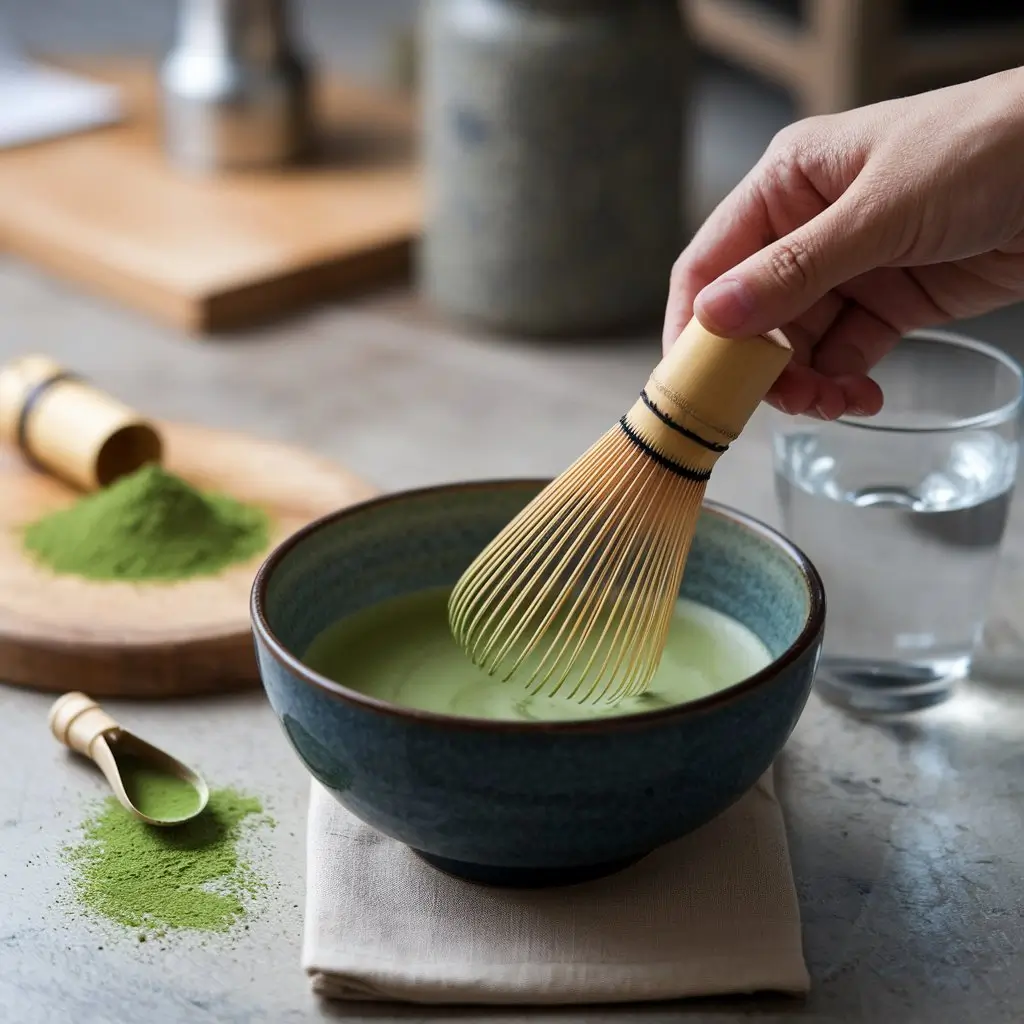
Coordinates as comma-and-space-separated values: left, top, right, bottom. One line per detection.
251, 480, 824, 887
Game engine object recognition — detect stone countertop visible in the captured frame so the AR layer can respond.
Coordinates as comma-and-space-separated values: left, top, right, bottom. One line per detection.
2, 261, 1023, 1024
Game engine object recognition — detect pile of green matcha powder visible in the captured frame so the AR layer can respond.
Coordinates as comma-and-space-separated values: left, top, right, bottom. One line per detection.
63, 788, 274, 941
22, 464, 270, 581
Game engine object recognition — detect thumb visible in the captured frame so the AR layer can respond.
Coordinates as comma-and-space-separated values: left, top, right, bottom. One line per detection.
693, 190, 889, 337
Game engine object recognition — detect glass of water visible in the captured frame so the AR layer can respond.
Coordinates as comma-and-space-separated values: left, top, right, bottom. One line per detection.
772, 329, 1023, 715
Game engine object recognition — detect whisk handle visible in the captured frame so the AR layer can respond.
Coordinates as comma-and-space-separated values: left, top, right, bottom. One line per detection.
648, 318, 793, 446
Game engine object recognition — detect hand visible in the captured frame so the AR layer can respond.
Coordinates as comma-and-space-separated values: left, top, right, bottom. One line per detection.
663, 67, 1024, 418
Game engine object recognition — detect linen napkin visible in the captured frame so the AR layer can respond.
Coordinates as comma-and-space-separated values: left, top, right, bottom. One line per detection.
303, 768, 809, 1006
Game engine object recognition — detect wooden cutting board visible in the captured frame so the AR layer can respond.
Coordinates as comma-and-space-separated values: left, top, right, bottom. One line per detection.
0, 422, 378, 698
0, 58, 422, 333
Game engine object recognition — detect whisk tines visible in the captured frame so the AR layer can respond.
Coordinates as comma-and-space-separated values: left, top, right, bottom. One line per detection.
449, 318, 793, 706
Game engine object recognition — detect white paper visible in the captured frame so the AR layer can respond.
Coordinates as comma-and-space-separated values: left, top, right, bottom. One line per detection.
0, 60, 123, 150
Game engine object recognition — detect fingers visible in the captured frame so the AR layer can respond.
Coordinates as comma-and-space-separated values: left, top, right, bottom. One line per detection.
772, 293, 848, 367
693, 184, 892, 340
763, 296, 892, 419
809, 302, 900, 378
662, 147, 899, 421
662, 170, 774, 353
767, 366, 883, 418
783, 266, 949, 418
765, 362, 819, 416
765, 298, 893, 419
841, 374, 885, 416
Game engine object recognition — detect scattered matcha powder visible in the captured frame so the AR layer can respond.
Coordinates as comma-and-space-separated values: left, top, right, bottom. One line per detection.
63, 788, 273, 939
22, 464, 270, 582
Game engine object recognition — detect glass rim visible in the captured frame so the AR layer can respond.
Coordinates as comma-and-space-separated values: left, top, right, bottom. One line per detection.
830, 328, 1024, 435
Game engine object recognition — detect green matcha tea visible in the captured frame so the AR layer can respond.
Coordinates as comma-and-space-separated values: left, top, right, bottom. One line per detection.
116, 755, 202, 820
303, 587, 771, 722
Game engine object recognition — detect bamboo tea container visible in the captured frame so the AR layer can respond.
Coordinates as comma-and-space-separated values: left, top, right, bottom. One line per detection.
0, 355, 163, 490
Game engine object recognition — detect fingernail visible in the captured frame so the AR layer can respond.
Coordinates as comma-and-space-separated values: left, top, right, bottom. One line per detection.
695, 277, 756, 333
814, 403, 830, 420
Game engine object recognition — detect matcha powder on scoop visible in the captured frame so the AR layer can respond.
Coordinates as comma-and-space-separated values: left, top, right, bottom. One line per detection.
22, 464, 270, 582
63, 788, 274, 940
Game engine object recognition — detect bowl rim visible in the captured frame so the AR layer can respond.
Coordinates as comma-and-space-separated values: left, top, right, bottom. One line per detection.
250, 479, 826, 733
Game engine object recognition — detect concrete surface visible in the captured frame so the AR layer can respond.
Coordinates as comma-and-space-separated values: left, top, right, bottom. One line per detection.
1, 259, 1024, 1024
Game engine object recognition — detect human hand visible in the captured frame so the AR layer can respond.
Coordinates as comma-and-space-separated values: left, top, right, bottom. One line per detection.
663, 67, 1024, 418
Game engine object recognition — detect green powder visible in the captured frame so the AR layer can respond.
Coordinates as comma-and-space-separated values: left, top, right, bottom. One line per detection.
117, 755, 202, 821
64, 788, 271, 938
22, 464, 270, 582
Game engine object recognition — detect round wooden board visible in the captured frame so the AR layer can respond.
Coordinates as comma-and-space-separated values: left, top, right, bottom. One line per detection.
0, 421, 378, 698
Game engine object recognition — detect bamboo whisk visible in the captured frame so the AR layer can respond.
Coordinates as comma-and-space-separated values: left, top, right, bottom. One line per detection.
448, 316, 793, 705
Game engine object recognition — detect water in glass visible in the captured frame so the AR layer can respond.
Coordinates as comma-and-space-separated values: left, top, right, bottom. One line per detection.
772, 331, 1022, 714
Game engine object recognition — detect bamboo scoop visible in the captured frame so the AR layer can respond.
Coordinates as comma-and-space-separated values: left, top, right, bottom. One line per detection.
449, 316, 793, 706
48, 691, 209, 826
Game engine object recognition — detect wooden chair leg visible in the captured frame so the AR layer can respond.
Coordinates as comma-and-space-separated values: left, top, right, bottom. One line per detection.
800, 0, 899, 114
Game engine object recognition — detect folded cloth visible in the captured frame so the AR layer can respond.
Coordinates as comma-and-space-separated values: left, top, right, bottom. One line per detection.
303, 768, 809, 1006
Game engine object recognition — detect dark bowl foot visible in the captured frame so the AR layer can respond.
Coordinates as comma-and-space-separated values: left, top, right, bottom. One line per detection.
411, 849, 648, 888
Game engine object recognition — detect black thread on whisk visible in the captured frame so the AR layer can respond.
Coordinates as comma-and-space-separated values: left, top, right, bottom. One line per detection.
640, 390, 730, 453
618, 417, 713, 482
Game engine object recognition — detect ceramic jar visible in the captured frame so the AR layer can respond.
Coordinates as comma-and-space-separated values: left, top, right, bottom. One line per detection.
420, 0, 689, 336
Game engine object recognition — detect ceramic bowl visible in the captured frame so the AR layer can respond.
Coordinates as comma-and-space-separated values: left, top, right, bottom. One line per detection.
251, 480, 824, 887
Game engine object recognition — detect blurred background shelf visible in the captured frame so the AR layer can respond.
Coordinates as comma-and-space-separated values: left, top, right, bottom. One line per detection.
686, 0, 1024, 115
3, 1, 1023, 336
0, 57, 421, 334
